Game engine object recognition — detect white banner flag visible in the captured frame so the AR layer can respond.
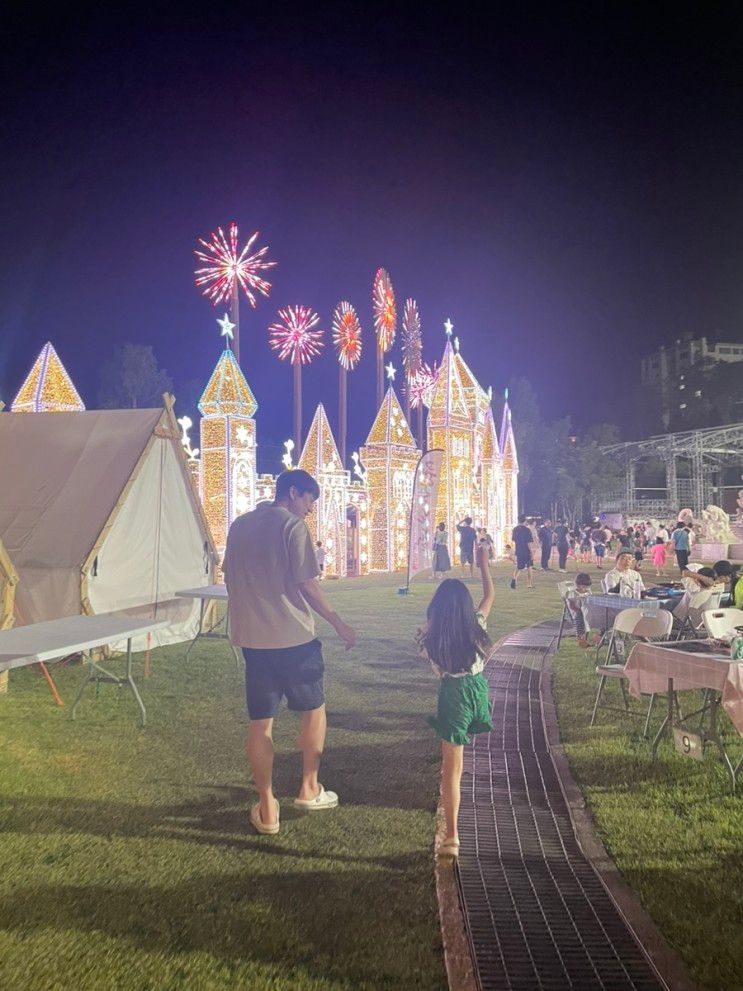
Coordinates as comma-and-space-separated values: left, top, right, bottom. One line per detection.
403, 448, 444, 590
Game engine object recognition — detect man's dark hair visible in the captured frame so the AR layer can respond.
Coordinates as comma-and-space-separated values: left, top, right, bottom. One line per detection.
464, 516, 472, 525
275, 469, 320, 502
518, 514, 526, 524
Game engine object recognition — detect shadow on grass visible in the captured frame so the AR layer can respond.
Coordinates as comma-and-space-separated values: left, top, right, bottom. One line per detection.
0, 865, 445, 989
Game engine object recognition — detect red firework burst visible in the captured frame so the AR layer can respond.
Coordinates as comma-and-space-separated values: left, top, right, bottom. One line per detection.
372, 267, 396, 352
332, 301, 363, 370
401, 298, 422, 378
408, 361, 438, 409
194, 222, 276, 307
268, 305, 324, 365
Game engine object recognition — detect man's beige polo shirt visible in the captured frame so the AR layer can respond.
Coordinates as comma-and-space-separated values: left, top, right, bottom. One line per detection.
223, 503, 320, 649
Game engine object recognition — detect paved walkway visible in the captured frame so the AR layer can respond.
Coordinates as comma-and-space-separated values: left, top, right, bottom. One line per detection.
455, 620, 666, 991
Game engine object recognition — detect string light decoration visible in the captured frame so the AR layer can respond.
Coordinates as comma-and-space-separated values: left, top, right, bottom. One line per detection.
499, 391, 519, 539
401, 297, 422, 422
360, 387, 420, 571
269, 305, 324, 452
372, 267, 396, 406
194, 222, 275, 364
297, 404, 369, 577
198, 325, 259, 559
332, 301, 362, 467
11, 342, 85, 412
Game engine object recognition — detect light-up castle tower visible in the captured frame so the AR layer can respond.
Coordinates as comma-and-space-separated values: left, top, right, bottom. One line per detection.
194, 316, 518, 571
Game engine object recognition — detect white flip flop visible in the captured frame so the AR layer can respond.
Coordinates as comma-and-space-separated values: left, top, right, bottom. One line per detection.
294, 786, 339, 811
250, 800, 280, 834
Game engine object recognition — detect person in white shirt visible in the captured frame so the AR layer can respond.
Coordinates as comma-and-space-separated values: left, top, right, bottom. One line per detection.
604, 550, 645, 597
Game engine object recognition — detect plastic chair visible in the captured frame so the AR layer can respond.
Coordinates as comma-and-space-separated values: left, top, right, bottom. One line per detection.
591, 608, 673, 733
556, 581, 575, 649
676, 588, 723, 639
703, 607, 743, 639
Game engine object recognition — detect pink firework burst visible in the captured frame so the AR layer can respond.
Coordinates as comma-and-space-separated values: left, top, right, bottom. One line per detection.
194, 222, 276, 307
332, 301, 363, 370
408, 361, 438, 409
268, 305, 324, 365
372, 267, 396, 352
401, 298, 422, 378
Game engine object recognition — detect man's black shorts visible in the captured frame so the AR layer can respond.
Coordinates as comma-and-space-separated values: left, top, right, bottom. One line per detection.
460, 548, 474, 565
242, 639, 325, 719
515, 549, 532, 570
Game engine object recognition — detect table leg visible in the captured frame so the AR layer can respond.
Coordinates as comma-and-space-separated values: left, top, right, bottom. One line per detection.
651, 677, 674, 760
706, 696, 738, 794
185, 598, 206, 661
70, 659, 95, 720
124, 637, 147, 727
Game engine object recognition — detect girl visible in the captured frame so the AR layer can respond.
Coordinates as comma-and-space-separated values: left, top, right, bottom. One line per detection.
431, 522, 451, 580
417, 545, 494, 859
651, 536, 666, 576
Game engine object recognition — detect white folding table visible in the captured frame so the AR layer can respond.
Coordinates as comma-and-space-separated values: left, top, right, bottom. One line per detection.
175, 585, 242, 668
0, 613, 170, 726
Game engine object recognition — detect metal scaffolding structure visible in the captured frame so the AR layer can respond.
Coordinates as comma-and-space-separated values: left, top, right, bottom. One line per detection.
594, 421, 743, 518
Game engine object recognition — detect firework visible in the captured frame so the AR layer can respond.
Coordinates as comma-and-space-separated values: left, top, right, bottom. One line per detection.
401, 298, 422, 378
408, 361, 438, 410
332, 302, 363, 370
194, 222, 276, 308
372, 268, 397, 352
268, 305, 324, 365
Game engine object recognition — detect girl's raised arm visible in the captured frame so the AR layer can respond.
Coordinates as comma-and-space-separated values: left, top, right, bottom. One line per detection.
476, 543, 495, 618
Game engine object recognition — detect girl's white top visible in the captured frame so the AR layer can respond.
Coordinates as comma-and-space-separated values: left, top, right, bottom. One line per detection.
416, 611, 488, 678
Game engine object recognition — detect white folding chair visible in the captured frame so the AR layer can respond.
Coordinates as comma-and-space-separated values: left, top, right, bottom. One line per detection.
676, 588, 723, 639
591, 608, 673, 734
703, 607, 743, 639
556, 580, 575, 649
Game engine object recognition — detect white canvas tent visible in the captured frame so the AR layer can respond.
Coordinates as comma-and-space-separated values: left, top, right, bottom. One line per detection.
0, 402, 216, 648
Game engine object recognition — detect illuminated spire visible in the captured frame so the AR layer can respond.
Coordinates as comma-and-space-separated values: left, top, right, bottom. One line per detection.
499, 392, 518, 471
427, 338, 470, 426
298, 403, 343, 474
198, 349, 258, 417
365, 387, 416, 448
11, 342, 85, 412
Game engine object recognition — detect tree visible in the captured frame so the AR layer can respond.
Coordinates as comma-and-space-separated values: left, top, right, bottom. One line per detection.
98, 344, 173, 409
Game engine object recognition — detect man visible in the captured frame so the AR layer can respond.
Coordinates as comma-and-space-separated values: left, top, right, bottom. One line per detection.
223, 469, 356, 836
605, 549, 645, 597
537, 519, 554, 571
554, 519, 570, 572
456, 516, 478, 577
510, 514, 534, 589
671, 522, 691, 573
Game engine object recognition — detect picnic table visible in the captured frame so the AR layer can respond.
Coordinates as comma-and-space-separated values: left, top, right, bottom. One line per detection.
625, 639, 743, 791
175, 585, 242, 668
585, 592, 678, 633
0, 612, 170, 726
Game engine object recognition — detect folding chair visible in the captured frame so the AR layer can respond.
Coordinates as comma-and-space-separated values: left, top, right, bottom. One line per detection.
591, 608, 673, 735
703, 607, 743, 639
556, 580, 575, 649
675, 588, 723, 639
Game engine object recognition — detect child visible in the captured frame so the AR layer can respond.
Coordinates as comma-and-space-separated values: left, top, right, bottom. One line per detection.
651, 536, 666, 576
593, 536, 606, 569
567, 573, 594, 647
503, 543, 516, 565
416, 545, 494, 859
315, 540, 326, 579
633, 531, 644, 569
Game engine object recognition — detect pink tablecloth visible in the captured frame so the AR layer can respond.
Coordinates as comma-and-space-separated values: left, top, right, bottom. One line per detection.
625, 642, 743, 735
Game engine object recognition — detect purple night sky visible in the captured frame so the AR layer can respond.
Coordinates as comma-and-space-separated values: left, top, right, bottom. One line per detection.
1, 7, 742, 468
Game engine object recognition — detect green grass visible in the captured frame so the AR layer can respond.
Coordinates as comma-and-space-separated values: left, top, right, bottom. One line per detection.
552, 612, 743, 991
0, 566, 555, 991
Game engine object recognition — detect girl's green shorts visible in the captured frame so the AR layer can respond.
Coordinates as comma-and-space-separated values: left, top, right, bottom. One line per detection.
428, 672, 493, 745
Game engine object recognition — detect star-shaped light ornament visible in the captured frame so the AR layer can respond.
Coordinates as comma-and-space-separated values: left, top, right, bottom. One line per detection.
385, 361, 396, 381
444, 318, 454, 337
218, 313, 235, 342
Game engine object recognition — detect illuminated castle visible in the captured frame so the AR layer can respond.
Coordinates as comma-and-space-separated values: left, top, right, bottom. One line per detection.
196, 321, 518, 575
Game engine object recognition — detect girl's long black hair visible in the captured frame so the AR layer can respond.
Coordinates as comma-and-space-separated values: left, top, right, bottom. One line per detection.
423, 578, 491, 675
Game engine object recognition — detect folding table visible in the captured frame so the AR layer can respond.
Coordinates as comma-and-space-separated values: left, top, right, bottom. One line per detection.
0, 613, 170, 726
175, 585, 242, 668
625, 639, 743, 791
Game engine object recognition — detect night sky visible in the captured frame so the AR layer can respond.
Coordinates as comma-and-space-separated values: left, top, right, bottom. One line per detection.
2, 7, 742, 468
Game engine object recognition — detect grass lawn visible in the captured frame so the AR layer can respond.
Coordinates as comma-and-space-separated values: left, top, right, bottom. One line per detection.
552, 590, 743, 991
0, 566, 556, 991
